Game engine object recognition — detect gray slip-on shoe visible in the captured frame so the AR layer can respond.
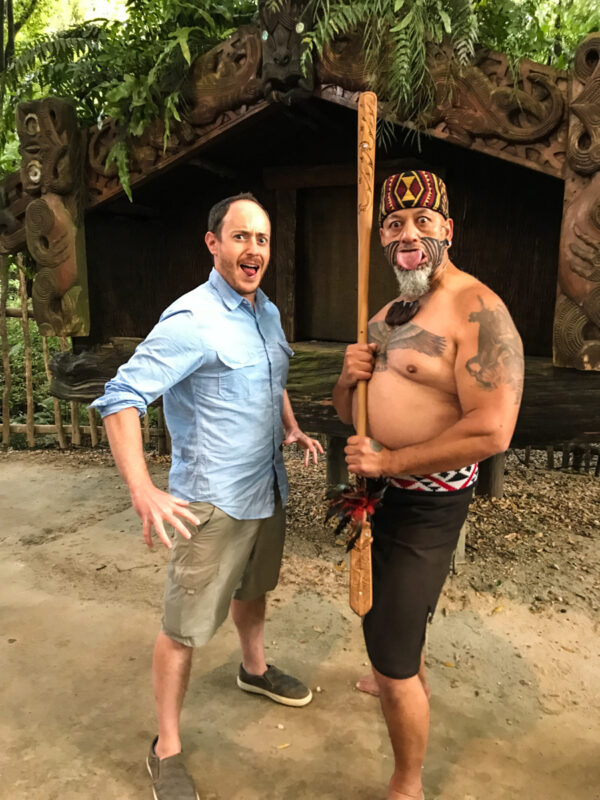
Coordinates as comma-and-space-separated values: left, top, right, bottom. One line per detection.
146, 737, 200, 800
237, 663, 313, 707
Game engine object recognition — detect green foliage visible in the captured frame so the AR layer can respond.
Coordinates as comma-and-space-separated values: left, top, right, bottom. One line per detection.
4, 317, 62, 424
296, 0, 478, 120
1, 0, 257, 188
0, 263, 62, 430
291, 0, 598, 122
476, 0, 600, 71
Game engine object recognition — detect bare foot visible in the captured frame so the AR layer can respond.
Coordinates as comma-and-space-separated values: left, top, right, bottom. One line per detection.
388, 791, 424, 800
356, 672, 380, 696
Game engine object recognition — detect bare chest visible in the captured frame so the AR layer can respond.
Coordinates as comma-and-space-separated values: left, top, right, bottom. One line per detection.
368, 315, 457, 391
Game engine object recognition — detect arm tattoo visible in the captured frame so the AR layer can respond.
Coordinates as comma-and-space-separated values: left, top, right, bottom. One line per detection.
369, 321, 446, 370
465, 296, 524, 403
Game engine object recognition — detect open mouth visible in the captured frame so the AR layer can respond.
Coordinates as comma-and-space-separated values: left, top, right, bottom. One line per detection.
395, 248, 426, 271
240, 263, 260, 277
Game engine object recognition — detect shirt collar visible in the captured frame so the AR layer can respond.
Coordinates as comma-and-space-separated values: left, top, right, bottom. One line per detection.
208, 267, 266, 314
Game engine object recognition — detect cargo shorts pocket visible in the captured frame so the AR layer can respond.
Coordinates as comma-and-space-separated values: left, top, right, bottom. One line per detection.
170, 504, 222, 592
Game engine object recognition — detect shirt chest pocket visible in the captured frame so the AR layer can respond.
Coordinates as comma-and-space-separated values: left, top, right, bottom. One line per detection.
216, 347, 262, 400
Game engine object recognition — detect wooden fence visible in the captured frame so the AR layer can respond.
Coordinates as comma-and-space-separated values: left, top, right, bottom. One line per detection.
0, 258, 171, 451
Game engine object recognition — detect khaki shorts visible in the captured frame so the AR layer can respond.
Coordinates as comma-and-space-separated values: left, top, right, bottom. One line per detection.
161, 498, 285, 648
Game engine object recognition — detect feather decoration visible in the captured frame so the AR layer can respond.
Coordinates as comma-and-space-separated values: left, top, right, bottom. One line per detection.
325, 479, 387, 551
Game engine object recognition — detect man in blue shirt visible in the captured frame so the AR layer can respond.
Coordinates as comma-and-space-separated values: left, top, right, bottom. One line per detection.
91, 194, 322, 800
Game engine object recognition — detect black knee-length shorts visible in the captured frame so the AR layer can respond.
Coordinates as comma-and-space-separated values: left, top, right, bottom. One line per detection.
363, 485, 473, 680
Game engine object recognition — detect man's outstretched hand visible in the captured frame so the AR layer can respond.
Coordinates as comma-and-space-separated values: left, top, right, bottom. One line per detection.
129, 482, 200, 549
283, 427, 325, 467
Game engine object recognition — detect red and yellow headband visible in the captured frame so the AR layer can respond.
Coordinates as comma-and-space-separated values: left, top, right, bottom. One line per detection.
379, 170, 449, 226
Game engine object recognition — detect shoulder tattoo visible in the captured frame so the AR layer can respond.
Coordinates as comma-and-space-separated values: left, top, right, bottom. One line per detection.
465, 296, 524, 403
369, 320, 446, 371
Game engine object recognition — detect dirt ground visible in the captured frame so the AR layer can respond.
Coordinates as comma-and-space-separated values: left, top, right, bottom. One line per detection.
1, 446, 599, 800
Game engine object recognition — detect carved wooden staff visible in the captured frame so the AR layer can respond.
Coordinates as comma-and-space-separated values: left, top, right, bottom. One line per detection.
349, 91, 378, 617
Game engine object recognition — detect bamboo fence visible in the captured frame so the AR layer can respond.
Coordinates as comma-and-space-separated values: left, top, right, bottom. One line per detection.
0, 258, 170, 452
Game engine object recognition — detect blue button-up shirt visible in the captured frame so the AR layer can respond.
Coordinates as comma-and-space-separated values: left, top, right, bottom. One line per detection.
91, 269, 293, 519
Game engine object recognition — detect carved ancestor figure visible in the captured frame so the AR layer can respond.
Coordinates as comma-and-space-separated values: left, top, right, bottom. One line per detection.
182, 26, 263, 126
554, 33, 600, 370
16, 98, 89, 337
259, 0, 313, 103
568, 32, 600, 174
554, 172, 600, 369
25, 193, 88, 337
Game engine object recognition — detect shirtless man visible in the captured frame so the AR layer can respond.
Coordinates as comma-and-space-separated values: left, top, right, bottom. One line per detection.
332, 170, 524, 800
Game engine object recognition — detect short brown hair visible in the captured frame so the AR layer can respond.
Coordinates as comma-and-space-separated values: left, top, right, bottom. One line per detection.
207, 193, 269, 237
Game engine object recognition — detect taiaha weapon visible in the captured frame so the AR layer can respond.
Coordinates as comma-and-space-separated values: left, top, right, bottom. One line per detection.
326, 92, 381, 617
350, 91, 378, 617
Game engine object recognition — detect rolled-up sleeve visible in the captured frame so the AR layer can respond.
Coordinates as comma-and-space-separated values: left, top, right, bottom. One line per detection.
90, 311, 205, 419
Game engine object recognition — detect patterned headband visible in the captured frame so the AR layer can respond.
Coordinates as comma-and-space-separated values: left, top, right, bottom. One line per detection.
379, 170, 449, 225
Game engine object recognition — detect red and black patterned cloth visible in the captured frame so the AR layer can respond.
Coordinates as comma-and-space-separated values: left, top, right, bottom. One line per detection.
389, 463, 479, 493
379, 170, 449, 225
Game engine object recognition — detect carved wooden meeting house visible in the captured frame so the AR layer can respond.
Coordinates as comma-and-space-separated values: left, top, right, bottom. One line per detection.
1, 3, 599, 486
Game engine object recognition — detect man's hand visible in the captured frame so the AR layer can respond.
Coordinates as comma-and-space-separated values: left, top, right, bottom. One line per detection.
283, 427, 325, 467
338, 343, 377, 389
129, 483, 200, 550
345, 435, 389, 478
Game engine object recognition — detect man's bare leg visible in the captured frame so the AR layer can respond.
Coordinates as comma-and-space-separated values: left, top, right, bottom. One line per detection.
357, 652, 431, 700
230, 595, 268, 675
374, 665, 429, 800
153, 631, 194, 758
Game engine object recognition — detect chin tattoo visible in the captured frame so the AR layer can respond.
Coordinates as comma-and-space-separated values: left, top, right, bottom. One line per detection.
421, 236, 447, 270
384, 236, 448, 302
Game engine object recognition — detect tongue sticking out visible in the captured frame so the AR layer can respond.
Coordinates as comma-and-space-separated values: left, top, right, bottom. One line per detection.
241, 266, 258, 277
396, 250, 424, 271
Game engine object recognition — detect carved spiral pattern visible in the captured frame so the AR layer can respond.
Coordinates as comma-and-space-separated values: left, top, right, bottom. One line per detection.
573, 33, 600, 83
32, 268, 64, 336
553, 295, 590, 363
26, 198, 70, 269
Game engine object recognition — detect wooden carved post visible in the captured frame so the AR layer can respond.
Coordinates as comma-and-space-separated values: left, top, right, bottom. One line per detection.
554, 33, 600, 370
16, 98, 89, 338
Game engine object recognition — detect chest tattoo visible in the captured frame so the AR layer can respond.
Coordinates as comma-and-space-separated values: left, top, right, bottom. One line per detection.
369, 321, 447, 371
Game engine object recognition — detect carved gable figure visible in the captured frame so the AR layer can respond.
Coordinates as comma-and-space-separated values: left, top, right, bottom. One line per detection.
259, 0, 314, 103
